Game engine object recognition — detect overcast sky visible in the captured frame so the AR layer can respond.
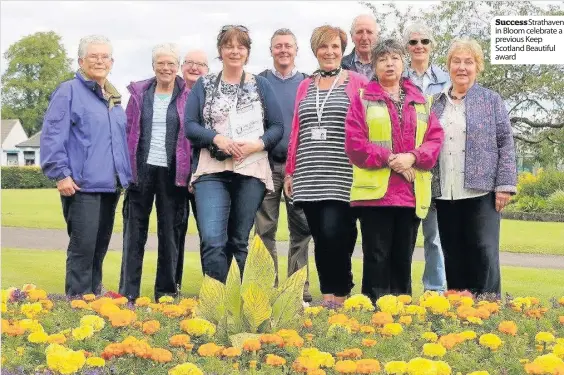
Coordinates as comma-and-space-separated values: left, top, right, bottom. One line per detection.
0, 1, 437, 105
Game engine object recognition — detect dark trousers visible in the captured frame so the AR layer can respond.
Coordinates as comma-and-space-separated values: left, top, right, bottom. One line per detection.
61, 191, 120, 296
119, 165, 186, 301
435, 193, 501, 296
193, 171, 266, 283
356, 206, 420, 302
301, 200, 357, 297
254, 161, 312, 296
176, 191, 198, 291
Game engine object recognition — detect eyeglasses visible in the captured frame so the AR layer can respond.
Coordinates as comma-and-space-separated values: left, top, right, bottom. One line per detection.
85, 54, 112, 62
220, 25, 249, 33
155, 61, 178, 69
408, 39, 431, 46
183, 60, 208, 70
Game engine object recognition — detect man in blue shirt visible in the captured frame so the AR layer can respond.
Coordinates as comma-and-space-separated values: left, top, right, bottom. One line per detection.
255, 28, 312, 303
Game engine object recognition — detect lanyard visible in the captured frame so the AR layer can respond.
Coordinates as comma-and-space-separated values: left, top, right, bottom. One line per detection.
315, 70, 342, 127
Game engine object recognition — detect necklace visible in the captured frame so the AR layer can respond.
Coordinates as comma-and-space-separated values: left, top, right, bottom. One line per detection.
317, 67, 342, 77
448, 87, 467, 100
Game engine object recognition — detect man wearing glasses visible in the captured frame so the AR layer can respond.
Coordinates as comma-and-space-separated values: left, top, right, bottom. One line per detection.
342, 14, 380, 80
176, 49, 209, 293
255, 28, 313, 304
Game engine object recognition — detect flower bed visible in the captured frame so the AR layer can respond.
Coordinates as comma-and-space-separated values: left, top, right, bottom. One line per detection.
2, 285, 564, 375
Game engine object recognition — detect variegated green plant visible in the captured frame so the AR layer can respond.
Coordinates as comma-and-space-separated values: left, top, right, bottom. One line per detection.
196, 235, 307, 346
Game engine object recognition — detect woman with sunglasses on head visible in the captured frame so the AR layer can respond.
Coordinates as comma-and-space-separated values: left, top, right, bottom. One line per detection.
402, 23, 450, 295
184, 25, 283, 283
284, 25, 368, 308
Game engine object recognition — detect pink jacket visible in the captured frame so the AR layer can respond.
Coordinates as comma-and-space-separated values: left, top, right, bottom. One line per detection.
285, 71, 369, 176
345, 78, 444, 208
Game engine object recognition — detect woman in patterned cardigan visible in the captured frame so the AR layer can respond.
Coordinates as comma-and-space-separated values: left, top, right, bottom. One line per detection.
431, 38, 517, 297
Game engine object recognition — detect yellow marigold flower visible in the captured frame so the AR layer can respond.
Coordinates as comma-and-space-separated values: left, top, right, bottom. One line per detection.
407, 357, 437, 375
80, 315, 105, 332
249, 360, 257, 369
47, 333, 67, 344
405, 305, 426, 316
158, 295, 175, 304
28, 330, 49, 343
372, 311, 394, 326
460, 331, 477, 341
20, 302, 43, 318
72, 325, 94, 340
305, 306, 324, 316
222, 347, 242, 357
335, 360, 357, 373
242, 338, 261, 352
27, 289, 48, 301
422, 332, 438, 342
180, 318, 216, 337
526, 354, 564, 374
19, 318, 44, 332
420, 295, 451, 315
86, 356, 105, 367
163, 304, 185, 318
328, 313, 350, 325
435, 360, 452, 375
559, 297, 564, 306
232, 363, 239, 370
467, 372, 490, 375
423, 343, 447, 358
361, 325, 376, 334
362, 338, 377, 347
479, 333, 503, 351
82, 294, 96, 302
344, 294, 375, 311
1, 302, 7, 313
498, 321, 517, 336
265, 354, 286, 367
467, 316, 483, 325
135, 297, 151, 307
168, 362, 203, 375
71, 299, 89, 309
46, 344, 86, 375
536, 332, 555, 344
377, 295, 404, 316
356, 359, 381, 374
399, 315, 413, 325
16, 346, 25, 356
554, 343, 564, 359
197, 342, 223, 357
385, 360, 408, 374
381, 323, 403, 336
114, 297, 128, 306
398, 295, 412, 304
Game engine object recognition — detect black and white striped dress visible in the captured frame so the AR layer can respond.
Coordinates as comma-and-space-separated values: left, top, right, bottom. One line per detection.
293, 78, 352, 203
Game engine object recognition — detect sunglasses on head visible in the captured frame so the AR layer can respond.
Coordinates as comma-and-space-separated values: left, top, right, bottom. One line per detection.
220, 25, 249, 33
409, 39, 431, 46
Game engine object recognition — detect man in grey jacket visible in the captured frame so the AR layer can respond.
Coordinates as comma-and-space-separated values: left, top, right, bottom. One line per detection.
341, 14, 380, 80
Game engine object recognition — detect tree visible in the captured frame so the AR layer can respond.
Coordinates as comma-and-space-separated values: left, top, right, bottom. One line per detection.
1, 31, 74, 135
360, 1, 564, 165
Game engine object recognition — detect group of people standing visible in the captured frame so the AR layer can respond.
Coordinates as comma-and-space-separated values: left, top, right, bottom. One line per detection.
40, 14, 517, 306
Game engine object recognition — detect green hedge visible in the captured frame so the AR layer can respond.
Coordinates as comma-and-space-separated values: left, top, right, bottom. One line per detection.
1, 166, 56, 189
506, 169, 564, 214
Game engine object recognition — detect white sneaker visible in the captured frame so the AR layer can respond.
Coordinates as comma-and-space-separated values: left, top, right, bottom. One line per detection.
302, 301, 310, 308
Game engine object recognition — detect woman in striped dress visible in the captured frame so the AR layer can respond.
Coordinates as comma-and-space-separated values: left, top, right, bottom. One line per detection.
284, 25, 368, 307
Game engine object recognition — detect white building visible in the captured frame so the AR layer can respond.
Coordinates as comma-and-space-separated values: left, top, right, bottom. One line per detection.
1, 119, 28, 166
16, 131, 41, 166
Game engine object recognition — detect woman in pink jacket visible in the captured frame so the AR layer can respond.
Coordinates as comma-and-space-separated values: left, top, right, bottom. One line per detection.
284, 25, 368, 307
345, 39, 444, 303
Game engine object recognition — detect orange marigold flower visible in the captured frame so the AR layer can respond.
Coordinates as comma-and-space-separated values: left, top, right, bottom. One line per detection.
524, 362, 544, 374
243, 338, 261, 352
27, 289, 48, 302
260, 333, 285, 347
82, 294, 96, 302
71, 300, 89, 309
108, 309, 137, 327
309, 370, 327, 375
457, 305, 478, 319
162, 304, 185, 318
222, 347, 242, 357
498, 321, 518, 336
328, 314, 350, 325
169, 334, 191, 347
356, 359, 381, 374
360, 325, 376, 334
337, 348, 363, 359
99, 303, 121, 317
399, 315, 412, 325
362, 339, 377, 347
39, 299, 54, 311
305, 333, 315, 342
303, 318, 313, 328
47, 333, 67, 344
371, 312, 393, 326
249, 360, 257, 369
101, 343, 124, 360
150, 348, 172, 363
135, 297, 151, 307
198, 343, 223, 357
476, 307, 491, 319
265, 354, 286, 367
335, 360, 357, 374
559, 316, 564, 325
142, 320, 160, 335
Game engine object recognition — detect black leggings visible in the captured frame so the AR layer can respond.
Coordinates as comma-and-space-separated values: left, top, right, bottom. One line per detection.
301, 200, 357, 297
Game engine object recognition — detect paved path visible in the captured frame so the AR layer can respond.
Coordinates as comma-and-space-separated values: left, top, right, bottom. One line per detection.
2, 226, 564, 270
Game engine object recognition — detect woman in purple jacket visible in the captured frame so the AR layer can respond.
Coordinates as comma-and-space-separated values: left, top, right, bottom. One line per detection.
119, 43, 192, 302
432, 38, 517, 297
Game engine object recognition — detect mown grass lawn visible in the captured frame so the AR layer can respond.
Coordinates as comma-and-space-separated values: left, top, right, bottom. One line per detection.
2, 248, 564, 301
2, 189, 564, 255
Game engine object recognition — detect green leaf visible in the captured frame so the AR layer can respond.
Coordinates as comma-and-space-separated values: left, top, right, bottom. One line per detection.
225, 259, 243, 335
196, 275, 226, 324
241, 283, 272, 333
228, 332, 262, 349
270, 266, 307, 331
241, 235, 276, 299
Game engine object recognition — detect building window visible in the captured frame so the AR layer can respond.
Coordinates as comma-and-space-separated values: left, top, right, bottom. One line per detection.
24, 151, 36, 166
6, 152, 19, 166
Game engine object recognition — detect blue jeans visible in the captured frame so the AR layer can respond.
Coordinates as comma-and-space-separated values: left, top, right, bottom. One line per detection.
193, 171, 266, 283
422, 206, 447, 292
